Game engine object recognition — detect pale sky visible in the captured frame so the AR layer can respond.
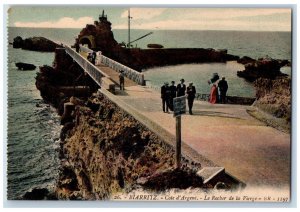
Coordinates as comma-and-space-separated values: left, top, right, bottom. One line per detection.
8, 6, 292, 31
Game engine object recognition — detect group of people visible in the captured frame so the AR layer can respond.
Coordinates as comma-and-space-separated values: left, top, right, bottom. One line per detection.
208, 73, 228, 104
161, 79, 196, 115
161, 75, 229, 115
87, 51, 97, 65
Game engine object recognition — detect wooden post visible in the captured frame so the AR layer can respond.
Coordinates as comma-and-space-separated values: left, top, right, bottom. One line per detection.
176, 115, 181, 169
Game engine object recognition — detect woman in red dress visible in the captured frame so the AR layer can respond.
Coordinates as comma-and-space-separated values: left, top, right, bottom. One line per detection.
209, 84, 218, 104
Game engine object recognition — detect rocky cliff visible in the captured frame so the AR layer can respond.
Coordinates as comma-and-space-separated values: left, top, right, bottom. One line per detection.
247, 76, 291, 132
35, 48, 99, 114
56, 93, 207, 200
236, 56, 291, 131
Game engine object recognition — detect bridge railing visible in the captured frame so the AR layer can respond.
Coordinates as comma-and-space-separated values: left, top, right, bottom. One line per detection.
79, 45, 145, 86
101, 55, 145, 86
64, 45, 109, 87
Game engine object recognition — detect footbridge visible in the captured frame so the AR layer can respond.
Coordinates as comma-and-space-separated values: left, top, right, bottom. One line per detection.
61, 44, 290, 191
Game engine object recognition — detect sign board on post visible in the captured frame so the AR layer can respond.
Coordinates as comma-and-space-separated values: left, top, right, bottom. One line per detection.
173, 96, 186, 168
173, 96, 186, 117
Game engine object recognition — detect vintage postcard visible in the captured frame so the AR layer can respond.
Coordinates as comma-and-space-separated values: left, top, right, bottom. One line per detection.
4, 4, 293, 206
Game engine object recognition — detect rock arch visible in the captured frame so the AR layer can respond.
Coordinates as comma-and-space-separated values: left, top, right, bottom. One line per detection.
79, 35, 96, 49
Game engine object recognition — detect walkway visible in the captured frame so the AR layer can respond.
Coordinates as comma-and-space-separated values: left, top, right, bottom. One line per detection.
116, 85, 290, 188
75, 47, 290, 189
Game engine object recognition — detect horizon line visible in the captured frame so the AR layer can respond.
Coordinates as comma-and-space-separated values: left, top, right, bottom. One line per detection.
8, 26, 292, 33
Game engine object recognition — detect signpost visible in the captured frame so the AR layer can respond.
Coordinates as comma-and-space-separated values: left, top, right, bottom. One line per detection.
173, 96, 186, 168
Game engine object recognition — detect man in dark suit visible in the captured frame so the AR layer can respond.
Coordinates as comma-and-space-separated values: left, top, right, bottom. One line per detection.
91, 51, 97, 65
177, 78, 186, 97
87, 53, 92, 63
169, 81, 177, 111
218, 76, 228, 104
186, 82, 196, 115
161, 82, 170, 113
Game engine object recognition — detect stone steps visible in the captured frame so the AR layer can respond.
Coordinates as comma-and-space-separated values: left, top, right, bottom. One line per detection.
197, 167, 225, 185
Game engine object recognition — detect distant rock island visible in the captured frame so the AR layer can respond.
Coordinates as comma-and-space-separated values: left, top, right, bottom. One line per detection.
13, 36, 61, 52
15, 62, 36, 71
237, 56, 289, 82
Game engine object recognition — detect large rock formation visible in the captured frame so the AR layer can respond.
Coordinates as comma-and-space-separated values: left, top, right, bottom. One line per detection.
35, 48, 98, 112
77, 12, 119, 55
237, 56, 291, 131
13, 36, 61, 52
253, 77, 291, 123
12, 36, 23, 48
245, 75, 291, 133
75, 10, 239, 71
237, 57, 288, 82
237, 56, 256, 65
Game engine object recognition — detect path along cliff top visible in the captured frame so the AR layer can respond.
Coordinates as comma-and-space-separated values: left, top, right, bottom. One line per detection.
110, 84, 290, 189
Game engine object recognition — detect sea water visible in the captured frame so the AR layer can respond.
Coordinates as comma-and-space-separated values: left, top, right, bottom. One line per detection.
143, 62, 256, 97
6, 27, 291, 199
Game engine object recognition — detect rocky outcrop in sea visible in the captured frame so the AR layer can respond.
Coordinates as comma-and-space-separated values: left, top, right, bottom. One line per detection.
75, 11, 239, 71
15, 62, 36, 71
237, 56, 290, 82
13, 36, 61, 52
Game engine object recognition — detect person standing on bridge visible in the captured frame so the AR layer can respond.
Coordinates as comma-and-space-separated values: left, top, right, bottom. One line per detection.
87, 53, 93, 63
161, 82, 170, 113
75, 41, 80, 53
91, 51, 97, 65
119, 70, 125, 91
177, 78, 186, 97
186, 82, 196, 115
218, 76, 228, 104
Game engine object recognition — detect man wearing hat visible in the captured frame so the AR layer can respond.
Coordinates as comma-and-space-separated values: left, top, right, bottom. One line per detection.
161, 82, 170, 113
90, 51, 97, 65
87, 52, 93, 63
177, 78, 186, 97
218, 76, 228, 104
169, 81, 177, 111
186, 82, 196, 115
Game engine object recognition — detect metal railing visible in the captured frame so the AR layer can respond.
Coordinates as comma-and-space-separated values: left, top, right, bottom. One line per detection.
145, 84, 210, 101
79, 45, 145, 85
144, 83, 255, 104
64, 45, 109, 87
